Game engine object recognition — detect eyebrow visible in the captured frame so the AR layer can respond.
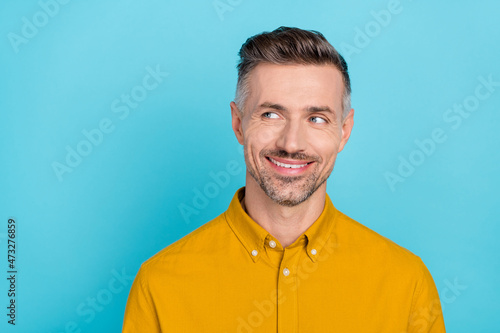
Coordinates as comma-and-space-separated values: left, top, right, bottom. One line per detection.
306, 105, 334, 114
258, 102, 287, 111
258, 102, 336, 115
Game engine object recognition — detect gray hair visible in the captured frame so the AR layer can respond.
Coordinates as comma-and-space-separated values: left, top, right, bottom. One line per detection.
235, 26, 351, 118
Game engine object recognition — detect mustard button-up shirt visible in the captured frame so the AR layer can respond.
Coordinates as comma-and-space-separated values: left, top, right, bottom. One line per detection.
123, 188, 445, 332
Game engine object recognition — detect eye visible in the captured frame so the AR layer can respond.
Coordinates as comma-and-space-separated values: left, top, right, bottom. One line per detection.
310, 116, 327, 124
262, 112, 280, 119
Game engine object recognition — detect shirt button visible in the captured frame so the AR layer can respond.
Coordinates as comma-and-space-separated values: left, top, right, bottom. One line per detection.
269, 240, 276, 248
251, 250, 258, 256
283, 268, 290, 276
311, 249, 317, 255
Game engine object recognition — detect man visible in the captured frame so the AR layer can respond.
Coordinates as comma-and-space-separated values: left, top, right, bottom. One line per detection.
123, 27, 445, 332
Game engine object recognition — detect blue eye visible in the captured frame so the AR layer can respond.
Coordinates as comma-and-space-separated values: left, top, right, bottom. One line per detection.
263, 112, 279, 119
310, 116, 326, 124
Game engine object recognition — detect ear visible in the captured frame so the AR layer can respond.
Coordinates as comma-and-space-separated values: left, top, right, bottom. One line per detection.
338, 108, 354, 153
230, 101, 244, 145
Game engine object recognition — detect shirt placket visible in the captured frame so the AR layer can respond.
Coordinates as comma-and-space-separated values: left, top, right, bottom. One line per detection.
277, 245, 302, 333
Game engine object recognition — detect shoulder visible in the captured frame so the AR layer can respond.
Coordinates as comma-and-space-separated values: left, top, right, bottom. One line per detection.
333, 209, 426, 271
138, 212, 231, 277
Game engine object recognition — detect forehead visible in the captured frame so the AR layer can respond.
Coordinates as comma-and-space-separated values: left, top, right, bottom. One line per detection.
247, 63, 344, 114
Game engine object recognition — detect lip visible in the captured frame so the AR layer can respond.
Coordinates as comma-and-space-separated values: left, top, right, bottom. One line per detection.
265, 156, 314, 175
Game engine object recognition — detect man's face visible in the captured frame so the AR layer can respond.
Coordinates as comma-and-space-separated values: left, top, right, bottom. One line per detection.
231, 63, 354, 206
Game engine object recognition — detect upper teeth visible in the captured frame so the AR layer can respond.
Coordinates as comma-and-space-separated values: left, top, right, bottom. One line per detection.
269, 157, 308, 169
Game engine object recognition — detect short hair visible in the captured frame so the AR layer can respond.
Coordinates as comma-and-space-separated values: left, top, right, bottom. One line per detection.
235, 26, 351, 118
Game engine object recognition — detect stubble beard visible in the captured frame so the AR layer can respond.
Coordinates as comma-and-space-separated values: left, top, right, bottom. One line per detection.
245, 148, 333, 207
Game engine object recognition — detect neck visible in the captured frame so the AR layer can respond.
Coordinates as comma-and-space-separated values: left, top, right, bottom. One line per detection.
243, 172, 326, 248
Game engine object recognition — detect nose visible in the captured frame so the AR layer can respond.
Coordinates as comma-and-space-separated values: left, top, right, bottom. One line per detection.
275, 119, 307, 153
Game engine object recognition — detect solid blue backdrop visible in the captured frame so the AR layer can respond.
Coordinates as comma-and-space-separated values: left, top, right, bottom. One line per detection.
1, 0, 499, 332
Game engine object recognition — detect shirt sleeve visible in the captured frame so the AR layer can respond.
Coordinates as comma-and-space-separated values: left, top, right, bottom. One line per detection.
122, 264, 161, 333
407, 258, 446, 333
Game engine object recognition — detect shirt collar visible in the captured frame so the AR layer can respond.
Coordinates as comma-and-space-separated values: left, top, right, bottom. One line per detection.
303, 192, 338, 262
224, 187, 338, 263
225, 187, 269, 262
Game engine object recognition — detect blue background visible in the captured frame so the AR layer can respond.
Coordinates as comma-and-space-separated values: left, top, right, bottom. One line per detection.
1, 0, 499, 332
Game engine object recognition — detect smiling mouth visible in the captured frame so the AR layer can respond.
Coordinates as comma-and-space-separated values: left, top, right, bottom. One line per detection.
267, 157, 313, 169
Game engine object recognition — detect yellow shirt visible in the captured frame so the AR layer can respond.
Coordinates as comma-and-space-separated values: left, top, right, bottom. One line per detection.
123, 187, 445, 332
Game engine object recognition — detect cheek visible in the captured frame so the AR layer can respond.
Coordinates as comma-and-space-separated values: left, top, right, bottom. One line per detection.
322, 147, 339, 163
311, 132, 341, 161
244, 123, 282, 148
